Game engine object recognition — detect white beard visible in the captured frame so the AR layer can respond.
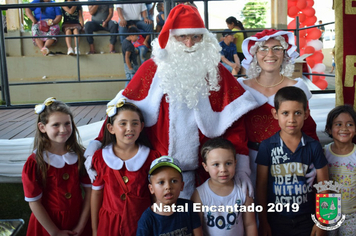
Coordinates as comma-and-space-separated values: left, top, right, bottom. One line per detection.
152, 32, 222, 109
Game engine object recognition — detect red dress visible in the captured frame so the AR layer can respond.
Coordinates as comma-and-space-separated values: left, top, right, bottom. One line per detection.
92, 144, 160, 236
22, 152, 92, 236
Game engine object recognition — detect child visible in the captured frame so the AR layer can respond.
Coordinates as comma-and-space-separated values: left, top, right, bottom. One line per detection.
61, 0, 84, 55
324, 105, 356, 235
121, 26, 139, 87
127, 21, 149, 65
90, 98, 160, 236
330, 46, 335, 73
191, 137, 258, 236
255, 86, 329, 236
137, 156, 203, 236
22, 97, 92, 236
155, 2, 165, 32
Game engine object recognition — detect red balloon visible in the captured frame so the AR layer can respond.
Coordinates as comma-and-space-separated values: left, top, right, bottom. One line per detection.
288, 6, 300, 18
302, 6, 315, 17
304, 46, 315, 54
306, 57, 315, 68
306, 28, 322, 40
299, 48, 305, 55
288, 0, 297, 8
297, 12, 306, 23
312, 51, 324, 63
297, 0, 307, 10
299, 28, 307, 37
312, 74, 320, 82
304, 16, 317, 26
299, 37, 307, 48
307, 0, 314, 7
314, 79, 328, 90
288, 19, 301, 29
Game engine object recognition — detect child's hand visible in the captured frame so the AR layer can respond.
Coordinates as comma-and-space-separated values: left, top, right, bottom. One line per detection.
53, 230, 77, 236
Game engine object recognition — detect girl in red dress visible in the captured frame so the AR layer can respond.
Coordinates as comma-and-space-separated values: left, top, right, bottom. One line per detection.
90, 98, 160, 236
22, 97, 92, 236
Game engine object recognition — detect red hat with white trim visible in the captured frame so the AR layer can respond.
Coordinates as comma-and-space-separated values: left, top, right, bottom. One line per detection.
158, 4, 208, 49
241, 29, 299, 69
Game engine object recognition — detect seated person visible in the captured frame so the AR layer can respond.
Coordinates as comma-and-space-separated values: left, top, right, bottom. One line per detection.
122, 26, 139, 87
25, 0, 62, 56
127, 21, 149, 64
116, 3, 153, 43
61, 0, 84, 55
155, 2, 165, 32
137, 156, 203, 235
219, 29, 240, 76
84, 0, 118, 54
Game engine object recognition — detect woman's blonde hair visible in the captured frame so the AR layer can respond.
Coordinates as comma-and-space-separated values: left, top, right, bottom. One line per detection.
33, 100, 85, 186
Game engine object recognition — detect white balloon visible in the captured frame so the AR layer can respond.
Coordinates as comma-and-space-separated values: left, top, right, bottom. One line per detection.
307, 40, 323, 51
312, 63, 326, 73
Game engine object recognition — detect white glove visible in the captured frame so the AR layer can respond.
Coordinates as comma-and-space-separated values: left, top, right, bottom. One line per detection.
235, 154, 254, 198
305, 163, 316, 187
84, 140, 102, 183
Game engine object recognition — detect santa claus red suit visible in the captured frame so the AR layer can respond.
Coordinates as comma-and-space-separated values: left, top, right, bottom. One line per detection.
85, 4, 259, 198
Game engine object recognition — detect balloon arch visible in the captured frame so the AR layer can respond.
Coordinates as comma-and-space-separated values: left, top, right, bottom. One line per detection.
287, 0, 328, 90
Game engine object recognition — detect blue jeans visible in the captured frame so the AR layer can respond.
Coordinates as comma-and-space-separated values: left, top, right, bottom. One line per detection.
124, 63, 139, 87
137, 45, 148, 64
221, 62, 233, 72
119, 20, 153, 43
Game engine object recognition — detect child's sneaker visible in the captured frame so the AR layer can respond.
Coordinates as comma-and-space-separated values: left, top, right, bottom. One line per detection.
67, 47, 74, 55
75, 47, 80, 55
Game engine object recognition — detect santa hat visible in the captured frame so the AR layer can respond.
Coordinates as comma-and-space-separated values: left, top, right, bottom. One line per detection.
158, 4, 208, 49
241, 29, 299, 70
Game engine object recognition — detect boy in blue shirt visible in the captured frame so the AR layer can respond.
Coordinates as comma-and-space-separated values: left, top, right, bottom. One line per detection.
219, 29, 240, 76
137, 156, 203, 236
255, 86, 328, 236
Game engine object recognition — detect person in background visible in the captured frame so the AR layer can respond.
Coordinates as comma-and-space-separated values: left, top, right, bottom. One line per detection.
237, 29, 319, 189
155, 2, 165, 32
220, 29, 240, 76
121, 26, 139, 87
22, 97, 92, 236
317, 20, 325, 42
84, 0, 118, 54
127, 21, 149, 65
61, 0, 84, 55
330, 46, 335, 73
25, 0, 62, 56
226, 16, 247, 75
116, 3, 153, 44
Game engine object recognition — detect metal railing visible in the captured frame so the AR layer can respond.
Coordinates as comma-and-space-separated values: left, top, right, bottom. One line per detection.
0, 1, 335, 108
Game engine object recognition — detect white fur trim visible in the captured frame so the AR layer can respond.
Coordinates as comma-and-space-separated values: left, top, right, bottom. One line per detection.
180, 171, 195, 199
194, 90, 259, 137
237, 77, 312, 107
170, 28, 208, 35
25, 192, 42, 202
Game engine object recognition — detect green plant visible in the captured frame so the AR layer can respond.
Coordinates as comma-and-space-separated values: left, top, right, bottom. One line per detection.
240, 1, 267, 28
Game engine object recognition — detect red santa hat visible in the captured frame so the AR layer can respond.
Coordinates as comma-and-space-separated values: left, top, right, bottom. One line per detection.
158, 4, 208, 49
241, 29, 299, 69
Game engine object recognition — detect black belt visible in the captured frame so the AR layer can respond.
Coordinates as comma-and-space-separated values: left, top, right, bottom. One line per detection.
247, 141, 260, 151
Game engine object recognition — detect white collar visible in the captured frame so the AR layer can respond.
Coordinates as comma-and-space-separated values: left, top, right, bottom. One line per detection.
35, 150, 78, 168
102, 144, 150, 171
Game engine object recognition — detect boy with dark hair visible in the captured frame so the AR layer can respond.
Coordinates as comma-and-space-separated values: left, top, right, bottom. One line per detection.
121, 26, 139, 86
136, 156, 203, 236
256, 86, 328, 236
191, 137, 257, 236
220, 29, 241, 76
127, 21, 149, 65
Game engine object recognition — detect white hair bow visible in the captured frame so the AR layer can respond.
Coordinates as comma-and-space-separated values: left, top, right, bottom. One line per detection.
106, 98, 126, 117
34, 97, 56, 114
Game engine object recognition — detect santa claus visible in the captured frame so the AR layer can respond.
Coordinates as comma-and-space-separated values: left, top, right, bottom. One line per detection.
85, 4, 259, 198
